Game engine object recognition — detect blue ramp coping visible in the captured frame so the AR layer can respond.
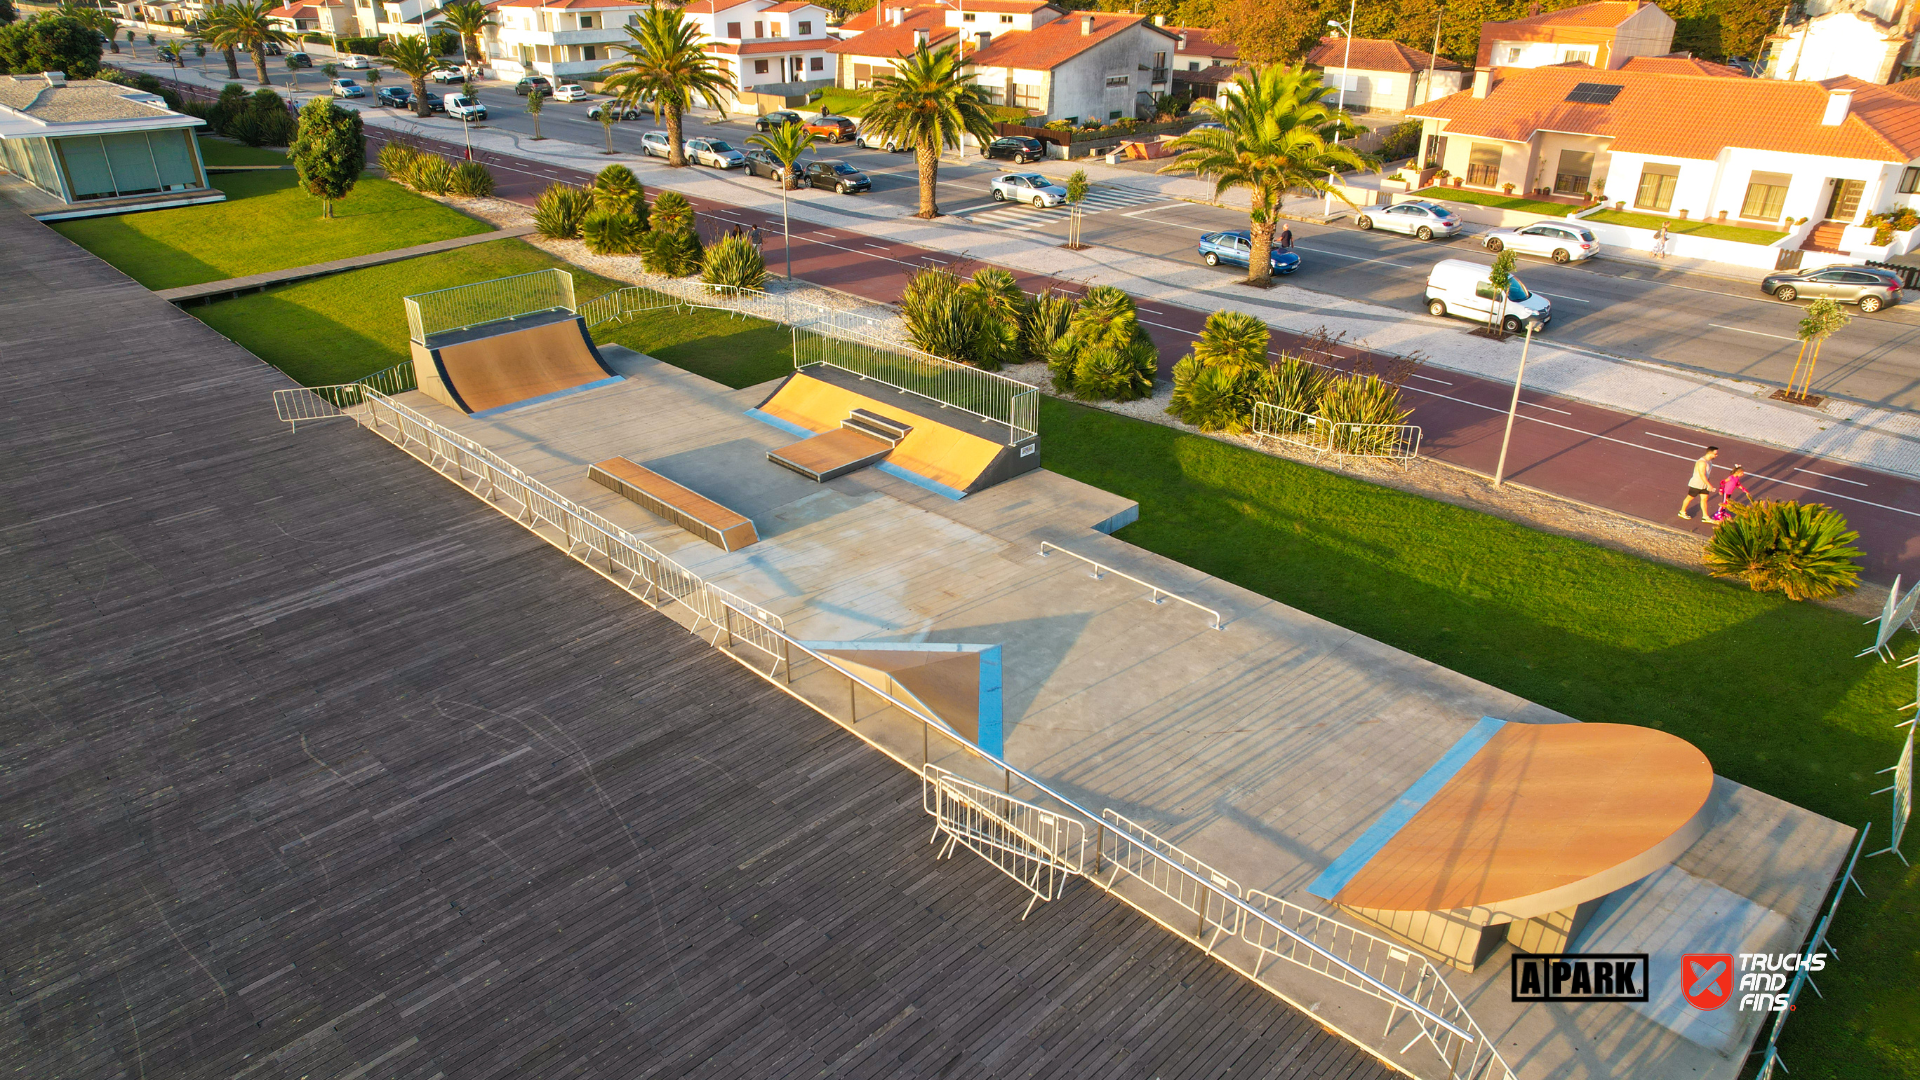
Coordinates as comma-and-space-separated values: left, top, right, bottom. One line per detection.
470, 376, 624, 419
1307, 716, 1508, 902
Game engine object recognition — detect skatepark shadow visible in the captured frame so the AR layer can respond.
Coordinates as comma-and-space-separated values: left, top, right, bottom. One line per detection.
854, 612, 1093, 745
639, 439, 855, 533
189, 292, 401, 388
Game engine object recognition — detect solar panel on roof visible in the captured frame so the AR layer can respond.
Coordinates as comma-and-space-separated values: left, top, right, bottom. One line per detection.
1565, 82, 1624, 104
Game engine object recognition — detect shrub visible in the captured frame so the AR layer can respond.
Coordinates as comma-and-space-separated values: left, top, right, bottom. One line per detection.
1873, 222, 1895, 246
429, 28, 459, 54
407, 154, 453, 195
958, 267, 1024, 371
376, 141, 419, 184
591, 163, 645, 220
448, 159, 495, 197
1046, 285, 1155, 401
1166, 310, 1270, 432
649, 189, 694, 235
1021, 288, 1075, 364
532, 182, 592, 239
700, 232, 767, 289
1377, 118, 1421, 160
580, 208, 642, 255
1262, 352, 1325, 416
640, 228, 703, 275
899, 267, 1022, 371
1703, 500, 1863, 601
1316, 372, 1413, 454
227, 88, 296, 147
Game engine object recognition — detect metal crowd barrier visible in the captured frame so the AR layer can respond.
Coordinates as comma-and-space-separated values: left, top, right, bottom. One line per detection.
1252, 402, 1422, 463
404, 268, 577, 343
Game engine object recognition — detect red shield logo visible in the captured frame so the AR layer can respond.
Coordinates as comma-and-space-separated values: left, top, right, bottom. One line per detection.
1683, 953, 1733, 1010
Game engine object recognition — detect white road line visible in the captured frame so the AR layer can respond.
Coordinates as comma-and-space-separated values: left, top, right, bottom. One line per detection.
863, 242, 890, 250
1645, 431, 1710, 448
1118, 201, 1190, 219
1535, 291, 1589, 304
1794, 467, 1869, 486
1708, 323, 1799, 342
1289, 245, 1417, 270
1519, 400, 1573, 415
949, 201, 1000, 214
1408, 373, 1454, 385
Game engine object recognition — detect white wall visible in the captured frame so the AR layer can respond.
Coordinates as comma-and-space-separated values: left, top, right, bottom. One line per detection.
1041, 23, 1172, 122
1764, 14, 1905, 83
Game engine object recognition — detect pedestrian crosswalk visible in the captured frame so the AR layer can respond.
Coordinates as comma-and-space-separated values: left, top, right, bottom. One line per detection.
957, 183, 1175, 231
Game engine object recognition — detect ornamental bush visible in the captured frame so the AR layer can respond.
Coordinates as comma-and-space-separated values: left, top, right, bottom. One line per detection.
408, 154, 454, 195
376, 141, 419, 183
1166, 309, 1270, 432
1703, 500, 1863, 601
700, 233, 767, 290
1046, 285, 1155, 401
448, 159, 494, 197
581, 208, 643, 255
532, 182, 592, 239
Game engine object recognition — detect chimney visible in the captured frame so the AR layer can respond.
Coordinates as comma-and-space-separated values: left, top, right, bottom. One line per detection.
888, 6, 901, 25
44, 71, 66, 86
1153, 13, 1164, 24
1822, 88, 1853, 125
976, 30, 990, 49
914, 27, 929, 47
1177, 31, 1187, 49
1081, 14, 1095, 33
1472, 67, 1491, 98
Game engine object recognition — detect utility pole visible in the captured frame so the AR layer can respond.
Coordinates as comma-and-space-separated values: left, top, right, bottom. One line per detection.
1493, 316, 1543, 487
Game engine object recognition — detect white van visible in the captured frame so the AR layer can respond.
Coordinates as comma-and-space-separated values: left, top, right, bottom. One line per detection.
1425, 258, 1553, 333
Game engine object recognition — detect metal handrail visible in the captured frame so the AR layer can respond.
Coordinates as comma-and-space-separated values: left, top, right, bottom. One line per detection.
1038, 541, 1225, 629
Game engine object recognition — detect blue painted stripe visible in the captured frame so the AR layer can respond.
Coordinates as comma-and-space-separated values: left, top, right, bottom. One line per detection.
875, 461, 967, 501
744, 407, 814, 439
469, 376, 623, 419
976, 645, 1003, 758
1307, 717, 1508, 902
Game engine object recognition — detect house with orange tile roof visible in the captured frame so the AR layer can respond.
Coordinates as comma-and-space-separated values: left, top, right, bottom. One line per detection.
265, 2, 361, 37
1166, 25, 1234, 73
479, 0, 644, 81
1304, 36, 1464, 113
683, 0, 837, 102
1477, 1, 1674, 71
1409, 65, 1920, 238
1616, 53, 1751, 77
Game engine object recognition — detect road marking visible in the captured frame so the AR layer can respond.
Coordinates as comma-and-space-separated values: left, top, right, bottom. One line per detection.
864, 242, 891, 250
1289, 245, 1417, 270
1645, 431, 1710, 448
1519, 400, 1573, 415
1794, 467, 1868, 486
1708, 323, 1799, 342
949, 201, 1000, 215
1534, 291, 1589, 304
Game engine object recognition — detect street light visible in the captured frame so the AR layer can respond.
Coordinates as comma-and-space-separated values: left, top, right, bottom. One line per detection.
1492, 315, 1545, 488
1326, 8, 1354, 217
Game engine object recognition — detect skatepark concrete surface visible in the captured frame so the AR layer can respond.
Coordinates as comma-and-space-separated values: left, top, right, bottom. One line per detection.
384, 345, 1856, 1080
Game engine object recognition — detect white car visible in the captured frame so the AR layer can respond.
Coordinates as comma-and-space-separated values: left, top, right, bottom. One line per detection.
684, 137, 745, 169
328, 78, 364, 98
1482, 221, 1601, 263
429, 66, 467, 84
553, 83, 588, 102
991, 173, 1067, 207
340, 54, 370, 70
640, 131, 673, 158
444, 93, 487, 121
1354, 200, 1463, 240
854, 128, 906, 152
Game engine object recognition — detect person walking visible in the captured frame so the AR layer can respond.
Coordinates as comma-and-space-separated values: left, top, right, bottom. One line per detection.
1714, 465, 1751, 521
1279, 225, 1293, 250
750, 223, 763, 248
1652, 222, 1670, 260
1679, 446, 1719, 520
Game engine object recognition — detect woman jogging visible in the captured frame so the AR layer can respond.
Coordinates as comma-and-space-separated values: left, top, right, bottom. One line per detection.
1714, 466, 1751, 521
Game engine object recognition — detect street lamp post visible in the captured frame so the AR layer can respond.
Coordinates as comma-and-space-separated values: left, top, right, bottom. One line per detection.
1493, 316, 1545, 488
1326, 8, 1354, 217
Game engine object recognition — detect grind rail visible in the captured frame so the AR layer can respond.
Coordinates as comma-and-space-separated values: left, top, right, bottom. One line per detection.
271, 377, 1515, 1080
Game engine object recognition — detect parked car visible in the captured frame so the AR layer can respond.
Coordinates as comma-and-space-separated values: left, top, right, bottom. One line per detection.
420, 90, 446, 113
803, 159, 870, 193
984, 135, 1044, 163
287, 52, 313, 68
756, 110, 802, 132
376, 86, 413, 108
341, 54, 370, 70
445, 93, 487, 121
685, 138, 745, 168
1482, 222, 1600, 263
805, 115, 857, 143
553, 83, 588, 102
155, 46, 179, 62
640, 130, 673, 158
263, 41, 283, 56
1198, 230, 1300, 275
329, 78, 365, 98
514, 75, 552, 96
430, 65, 468, 84
586, 102, 643, 120
990, 172, 1067, 207
1188, 121, 1226, 133
854, 125, 906, 152
1759, 265, 1903, 313
1354, 200, 1462, 240
743, 148, 794, 182
1425, 258, 1552, 332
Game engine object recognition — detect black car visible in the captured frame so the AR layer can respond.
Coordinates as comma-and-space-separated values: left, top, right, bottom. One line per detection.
985, 135, 1044, 163
376, 86, 413, 108
420, 90, 446, 113
263, 41, 283, 56
755, 110, 802, 132
803, 159, 870, 194
515, 76, 552, 96
743, 148, 792, 182
287, 51, 313, 68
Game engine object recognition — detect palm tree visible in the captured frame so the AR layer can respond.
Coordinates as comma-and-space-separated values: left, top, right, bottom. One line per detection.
748, 121, 815, 279
200, 0, 293, 86
190, 18, 241, 79
526, 85, 545, 139
382, 34, 440, 120
1159, 65, 1367, 287
439, 0, 496, 70
598, 4, 731, 168
858, 45, 996, 219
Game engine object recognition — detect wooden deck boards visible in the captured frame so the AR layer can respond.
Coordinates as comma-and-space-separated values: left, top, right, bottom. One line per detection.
0, 208, 1394, 1080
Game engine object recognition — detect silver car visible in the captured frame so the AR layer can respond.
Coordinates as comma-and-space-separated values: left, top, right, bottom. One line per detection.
990, 173, 1066, 207
854, 127, 906, 152
1483, 221, 1600, 263
640, 130, 673, 158
684, 138, 745, 169
1354, 200, 1463, 241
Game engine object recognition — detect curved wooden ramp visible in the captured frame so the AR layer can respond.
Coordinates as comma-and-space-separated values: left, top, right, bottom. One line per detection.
411, 311, 620, 416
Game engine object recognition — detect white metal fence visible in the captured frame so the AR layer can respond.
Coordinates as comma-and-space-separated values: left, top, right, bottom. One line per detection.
791, 311, 1040, 445
925, 765, 1086, 918
1101, 810, 1244, 946
1252, 402, 1422, 462
404, 268, 577, 343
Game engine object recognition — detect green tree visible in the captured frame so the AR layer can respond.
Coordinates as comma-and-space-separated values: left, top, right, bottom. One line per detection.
1787, 297, 1849, 399
289, 96, 364, 218
599, 5, 731, 168
598, 101, 616, 153
857, 44, 996, 219
1064, 168, 1089, 249
381, 33, 438, 119
747, 121, 815, 279
365, 64, 381, 95
525, 84, 544, 138
200, 0, 291, 85
0, 14, 105, 78
439, 0, 495, 68
1160, 64, 1365, 287
1486, 248, 1518, 336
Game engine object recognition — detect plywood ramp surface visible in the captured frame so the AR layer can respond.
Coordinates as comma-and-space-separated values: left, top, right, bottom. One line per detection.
761, 373, 1001, 492
431, 316, 616, 414
770, 427, 892, 481
589, 457, 758, 551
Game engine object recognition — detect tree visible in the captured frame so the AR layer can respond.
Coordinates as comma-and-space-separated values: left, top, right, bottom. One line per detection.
857, 44, 996, 218
1216, 0, 1320, 65
289, 97, 364, 218
194, 40, 206, 67
525, 84, 544, 138
0, 14, 107, 78
365, 65, 381, 95
190, 19, 239, 78
598, 101, 616, 153
381, 33, 438, 119
200, 0, 291, 85
1787, 297, 1849, 401
1486, 248, 1517, 337
1159, 65, 1366, 287
600, 4, 730, 168
747, 121, 815, 279
284, 52, 300, 88
1064, 168, 1089, 249
439, 0, 495, 69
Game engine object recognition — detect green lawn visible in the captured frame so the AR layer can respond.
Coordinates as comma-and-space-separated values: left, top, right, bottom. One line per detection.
595, 306, 792, 389
1584, 208, 1786, 245
196, 137, 294, 168
1038, 397, 1919, 1080
1412, 187, 1577, 217
50, 168, 490, 290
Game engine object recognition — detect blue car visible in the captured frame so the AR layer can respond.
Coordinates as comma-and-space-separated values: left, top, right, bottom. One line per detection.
1199, 231, 1300, 275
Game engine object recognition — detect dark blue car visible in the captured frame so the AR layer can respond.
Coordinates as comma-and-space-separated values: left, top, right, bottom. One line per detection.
1199, 231, 1300, 275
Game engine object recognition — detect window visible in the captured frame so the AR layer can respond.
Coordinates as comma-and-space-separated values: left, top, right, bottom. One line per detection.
1561, 47, 1593, 64
1901, 166, 1920, 194
1466, 142, 1501, 186
1635, 163, 1678, 211
1109, 109, 1122, 119
1105, 74, 1128, 86
1424, 134, 1447, 167
1188, 60, 1199, 71
798, 20, 810, 33
1013, 83, 1042, 109
753, 20, 763, 36
578, 14, 592, 27
771, 22, 782, 35
1554, 149, 1594, 195
726, 20, 740, 36
1376, 77, 1393, 96
810, 55, 823, 70
1000, 13, 1012, 21
582, 45, 596, 60
1504, 45, 1522, 63
754, 59, 768, 73
963, 11, 975, 19
1742, 171, 1791, 220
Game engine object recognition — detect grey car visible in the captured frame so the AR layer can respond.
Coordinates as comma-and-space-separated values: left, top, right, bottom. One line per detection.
1354, 200, 1463, 240
1760, 265, 1903, 313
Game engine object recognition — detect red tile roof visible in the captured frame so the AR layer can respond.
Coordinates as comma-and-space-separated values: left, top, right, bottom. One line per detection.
491, 0, 638, 7
761, 1, 823, 11
825, 8, 957, 56
1890, 75, 1920, 100
836, 0, 915, 33
1618, 54, 1747, 76
684, 0, 762, 11
967, 12, 1169, 70
1489, 1, 1653, 32
1167, 25, 1234, 59
710, 38, 834, 53
1410, 65, 1920, 163
1305, 36, 1463, 73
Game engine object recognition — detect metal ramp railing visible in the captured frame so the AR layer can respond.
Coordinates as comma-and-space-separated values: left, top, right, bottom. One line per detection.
923, 765, 1086, 919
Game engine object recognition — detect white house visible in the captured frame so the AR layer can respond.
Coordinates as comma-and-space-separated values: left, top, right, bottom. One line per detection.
0, 71, 220, 217
1304, 36, 1465, 113
1167, 25, 1234, 72
346, 0, 443, 40
827, 6, 961, 91
683, 0, 836, 98
482, 0, 642, 81
1475, 1, 1675, 71
1764, 5, 1913, 84
266, 2, 363, 38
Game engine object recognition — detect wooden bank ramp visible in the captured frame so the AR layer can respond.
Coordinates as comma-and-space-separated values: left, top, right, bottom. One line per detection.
588, 457, 759, 551
412, 310, 621, 416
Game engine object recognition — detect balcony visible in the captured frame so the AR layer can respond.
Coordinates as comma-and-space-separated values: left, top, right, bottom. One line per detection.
498, 24, 631, 47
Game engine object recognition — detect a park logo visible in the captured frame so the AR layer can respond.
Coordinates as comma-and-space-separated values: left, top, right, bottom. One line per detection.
1682, 953, 1734, 1010
1511, 953, 1649, 1003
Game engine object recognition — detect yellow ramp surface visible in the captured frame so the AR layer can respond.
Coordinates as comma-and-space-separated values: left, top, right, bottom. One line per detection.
760, 373, 1002, 493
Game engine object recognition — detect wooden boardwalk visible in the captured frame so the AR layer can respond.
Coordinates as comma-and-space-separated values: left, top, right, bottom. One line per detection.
0, 210, 1397, 1079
